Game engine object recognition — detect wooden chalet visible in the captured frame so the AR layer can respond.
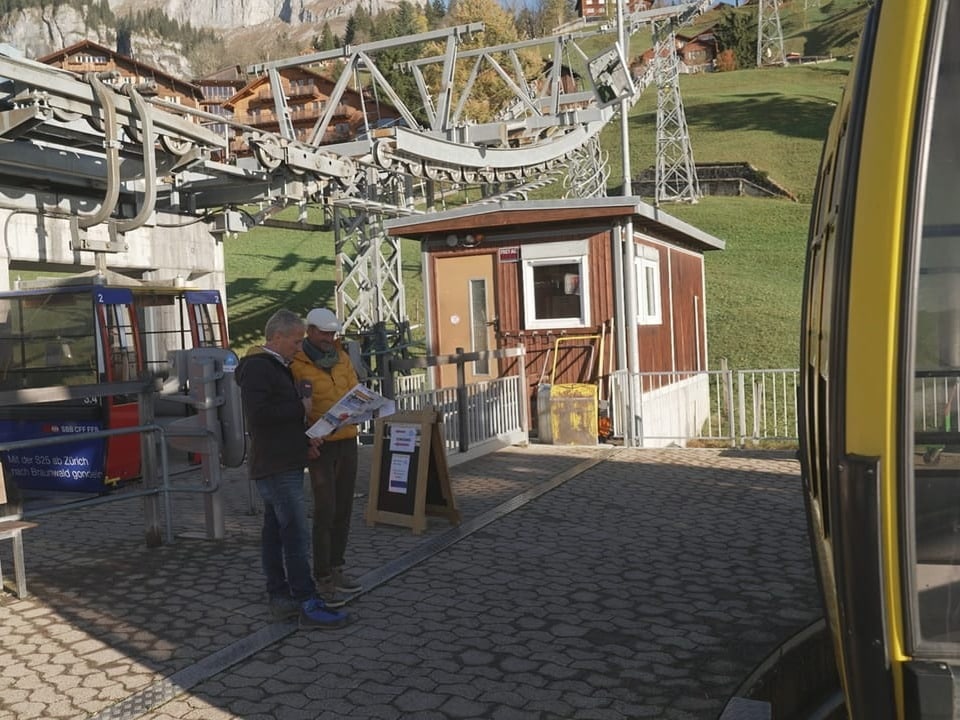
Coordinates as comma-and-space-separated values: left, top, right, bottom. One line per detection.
385, 197, 725, 437
37, 40, 204, 109
194, 65, 247, 118
193, 66, 249, 161
222, 66, 402, 154
633, 29, 719, 75
575, 0, 650, 20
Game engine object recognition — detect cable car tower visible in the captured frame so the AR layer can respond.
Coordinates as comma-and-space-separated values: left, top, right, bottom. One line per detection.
652, 21, 699, 204
627, 2, 713, 204
244, 25, 634, 340
757, 0, 788, 67
0, 20, 633, 357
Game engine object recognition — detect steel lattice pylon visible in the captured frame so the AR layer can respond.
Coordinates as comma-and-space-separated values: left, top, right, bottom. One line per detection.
757, 0, 788, 68
654, 26, 700, 204
334, 160, 578, 337
564, 135, 609, 199
332, 173, 417, 336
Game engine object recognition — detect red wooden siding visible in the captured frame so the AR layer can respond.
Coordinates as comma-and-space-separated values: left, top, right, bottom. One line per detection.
668, 246, 707, 373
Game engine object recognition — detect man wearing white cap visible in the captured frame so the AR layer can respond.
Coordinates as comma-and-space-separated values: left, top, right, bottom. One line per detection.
290, 307, 363, 608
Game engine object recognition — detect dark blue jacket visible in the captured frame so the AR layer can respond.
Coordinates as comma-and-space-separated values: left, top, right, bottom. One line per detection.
235, 348, 309, 480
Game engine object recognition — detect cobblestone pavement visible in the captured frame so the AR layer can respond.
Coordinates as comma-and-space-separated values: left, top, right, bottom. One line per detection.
0, 444, 820, 720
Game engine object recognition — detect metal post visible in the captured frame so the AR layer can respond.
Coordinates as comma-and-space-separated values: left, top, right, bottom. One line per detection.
190, 356, 225, 540
455, 347, 468, 453
517, 347, 530, 433
139, 380, 163, 547
617, 0, 641, 448
737, 370, 747, 448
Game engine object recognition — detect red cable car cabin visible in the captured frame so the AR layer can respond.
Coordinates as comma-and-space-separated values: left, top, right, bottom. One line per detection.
0, 284, 228, 493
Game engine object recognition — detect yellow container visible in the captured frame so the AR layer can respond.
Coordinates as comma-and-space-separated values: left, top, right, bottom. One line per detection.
536, 383, 598, 445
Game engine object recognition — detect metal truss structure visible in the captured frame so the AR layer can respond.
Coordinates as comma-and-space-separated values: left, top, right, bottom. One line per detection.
629, 1, 712, 204
246, 25, 633, 340
652, 25, 700, 204
0, 4, 710, 351
757, 0, 788, 68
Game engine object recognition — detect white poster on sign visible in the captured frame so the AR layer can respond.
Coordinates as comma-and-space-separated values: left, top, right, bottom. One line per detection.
388, 454, 411, 494
389, 424, 419, 453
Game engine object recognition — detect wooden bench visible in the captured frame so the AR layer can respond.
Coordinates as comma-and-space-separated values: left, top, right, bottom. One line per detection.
0, 519, 38, 599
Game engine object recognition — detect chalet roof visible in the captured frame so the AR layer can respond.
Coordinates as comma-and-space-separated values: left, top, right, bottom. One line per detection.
37, 39, 203, 100
384, 197, 725, 252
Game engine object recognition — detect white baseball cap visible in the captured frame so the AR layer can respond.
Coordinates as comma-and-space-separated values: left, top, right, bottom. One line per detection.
305, 307, 342, 332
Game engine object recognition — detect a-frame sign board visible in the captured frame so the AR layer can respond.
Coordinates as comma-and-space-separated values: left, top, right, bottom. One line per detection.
365, 408, 460, 535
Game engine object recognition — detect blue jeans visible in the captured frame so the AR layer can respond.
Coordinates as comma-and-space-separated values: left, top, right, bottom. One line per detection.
255, 469, 315, 602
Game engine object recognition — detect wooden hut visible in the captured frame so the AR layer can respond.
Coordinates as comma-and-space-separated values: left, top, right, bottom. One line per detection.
385, 196, 725, 442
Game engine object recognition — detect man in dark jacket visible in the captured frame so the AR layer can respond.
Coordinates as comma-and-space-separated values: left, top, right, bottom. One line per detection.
235, 308, 348, 629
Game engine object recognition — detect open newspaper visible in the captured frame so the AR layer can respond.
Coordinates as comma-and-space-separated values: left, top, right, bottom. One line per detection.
305, 383, 395, 439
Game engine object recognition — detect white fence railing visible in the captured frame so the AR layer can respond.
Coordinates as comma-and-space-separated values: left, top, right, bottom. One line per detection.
382, 367, 960, 450
915, 372, 960, 433
386, 363, 805, 453
608, 368, 799, 447
395, 374, 527, 457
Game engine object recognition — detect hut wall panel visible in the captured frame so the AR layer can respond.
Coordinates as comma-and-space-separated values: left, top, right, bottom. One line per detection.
667, 248, 706, 372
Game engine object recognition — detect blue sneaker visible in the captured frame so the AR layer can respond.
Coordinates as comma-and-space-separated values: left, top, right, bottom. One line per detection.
299, 597, 349, 629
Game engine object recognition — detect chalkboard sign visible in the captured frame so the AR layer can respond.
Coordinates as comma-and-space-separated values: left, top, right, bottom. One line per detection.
365, 408, 460, 534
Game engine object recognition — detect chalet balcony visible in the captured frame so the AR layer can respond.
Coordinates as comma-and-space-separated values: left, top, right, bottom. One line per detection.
287, 81, 320, 97
242, 109, 278, 124
253, 82, 320, 103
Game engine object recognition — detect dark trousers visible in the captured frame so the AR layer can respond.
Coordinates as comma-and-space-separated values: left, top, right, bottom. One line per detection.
308, 438, 358, 579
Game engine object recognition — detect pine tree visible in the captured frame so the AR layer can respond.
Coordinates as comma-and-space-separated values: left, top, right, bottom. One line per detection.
314, 22, 336, 51
343, 14, 358, 45
370, 1, 428, 121
713, 7, 755, 70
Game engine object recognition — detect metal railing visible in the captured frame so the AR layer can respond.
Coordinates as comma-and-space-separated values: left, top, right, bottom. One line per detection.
0, 368, 237, 545
608, 368, 799, 447
390, 347, 529, 458
395, 374, 527, 454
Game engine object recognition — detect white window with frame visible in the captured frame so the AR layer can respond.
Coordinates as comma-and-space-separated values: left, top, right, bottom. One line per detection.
521, 239, 590, 330
635, 244, 662, 325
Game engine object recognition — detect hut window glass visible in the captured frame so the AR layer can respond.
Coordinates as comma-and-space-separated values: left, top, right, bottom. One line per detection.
522, 260, 590, 330
635, 247, 662, 325
520, 240, 590, 330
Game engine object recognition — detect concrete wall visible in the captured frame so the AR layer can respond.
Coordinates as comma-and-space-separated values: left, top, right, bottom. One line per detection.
0, 185, 226, 298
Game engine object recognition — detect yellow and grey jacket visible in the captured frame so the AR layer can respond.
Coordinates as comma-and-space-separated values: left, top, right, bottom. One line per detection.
290, 339, 359, 442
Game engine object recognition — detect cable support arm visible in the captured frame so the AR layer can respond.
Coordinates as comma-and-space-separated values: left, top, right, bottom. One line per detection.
115, 83, 157, 233
77, 73, 120, 230
248, 23, 485, 74
0, 54, 224, 153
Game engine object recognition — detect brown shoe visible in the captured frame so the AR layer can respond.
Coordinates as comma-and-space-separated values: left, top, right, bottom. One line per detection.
333, 566, 363, 594
315, 575, 347, 609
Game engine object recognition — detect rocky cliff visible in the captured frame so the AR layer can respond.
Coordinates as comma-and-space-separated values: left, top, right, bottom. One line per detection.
0, 0, 407, 78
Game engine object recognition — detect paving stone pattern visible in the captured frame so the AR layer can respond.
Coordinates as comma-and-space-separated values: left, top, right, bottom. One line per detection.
0, 446, 820, 720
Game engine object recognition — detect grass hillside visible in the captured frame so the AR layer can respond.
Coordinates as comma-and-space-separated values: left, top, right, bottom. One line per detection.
223, 213, 423, 354
225, 2, 868, 369
599, 60, 852, 369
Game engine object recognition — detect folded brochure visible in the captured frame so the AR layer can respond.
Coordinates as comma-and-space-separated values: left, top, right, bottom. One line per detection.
305, 383, 395, 439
